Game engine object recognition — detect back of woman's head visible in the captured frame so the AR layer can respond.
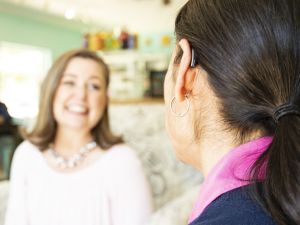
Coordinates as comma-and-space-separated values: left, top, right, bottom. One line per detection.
175, 0, 300, 224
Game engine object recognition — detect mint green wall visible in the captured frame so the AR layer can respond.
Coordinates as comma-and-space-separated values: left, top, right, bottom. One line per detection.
139, 32, 174, 54
0, 12, 83, 59
0, 1, 174, 60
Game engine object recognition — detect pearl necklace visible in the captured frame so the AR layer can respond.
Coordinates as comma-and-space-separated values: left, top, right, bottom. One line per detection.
49, 141, 97, 169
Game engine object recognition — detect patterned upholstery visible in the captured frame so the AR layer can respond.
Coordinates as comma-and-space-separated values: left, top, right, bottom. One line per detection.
0, 103, 203, 225
0, 181, 8, 225
147, 185, 200, 225
109, 104, 202, 213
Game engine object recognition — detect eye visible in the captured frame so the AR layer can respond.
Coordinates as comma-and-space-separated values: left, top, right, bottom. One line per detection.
88, 83, 101, 91
61, 80, 75, 86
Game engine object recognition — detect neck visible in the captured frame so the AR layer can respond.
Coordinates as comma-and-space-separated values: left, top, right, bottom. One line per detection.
184, 73, 267, 177
54, 127, 94, 156
191, 126, 264, 177
188, 83, 263, 177
192, 130, 237, 177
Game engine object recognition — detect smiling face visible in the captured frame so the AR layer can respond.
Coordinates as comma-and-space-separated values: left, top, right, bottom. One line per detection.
53, 57, 107, 133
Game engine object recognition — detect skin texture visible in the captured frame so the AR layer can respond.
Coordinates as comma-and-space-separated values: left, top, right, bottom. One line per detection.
53, 57, 107, 134
164, 39, 238, 176
46, 57, 108, 171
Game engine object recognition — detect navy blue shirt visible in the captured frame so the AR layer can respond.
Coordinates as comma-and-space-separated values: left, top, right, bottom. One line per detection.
189, 185, 276, 225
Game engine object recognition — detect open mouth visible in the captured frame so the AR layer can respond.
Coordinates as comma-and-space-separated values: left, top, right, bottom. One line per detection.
66, 104, 88, 115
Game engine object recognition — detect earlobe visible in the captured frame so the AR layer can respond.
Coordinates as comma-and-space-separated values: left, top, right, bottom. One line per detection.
175, 39, 193, 101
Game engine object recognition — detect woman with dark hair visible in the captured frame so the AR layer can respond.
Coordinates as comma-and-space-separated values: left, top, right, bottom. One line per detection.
5, 49, 152, 225
164, 0, 299, 224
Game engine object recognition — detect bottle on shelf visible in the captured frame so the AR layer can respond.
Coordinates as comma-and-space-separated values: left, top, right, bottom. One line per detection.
83, 29, 138, 51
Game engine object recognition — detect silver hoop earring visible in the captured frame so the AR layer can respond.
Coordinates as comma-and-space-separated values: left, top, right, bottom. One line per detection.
170, 94, 190, 117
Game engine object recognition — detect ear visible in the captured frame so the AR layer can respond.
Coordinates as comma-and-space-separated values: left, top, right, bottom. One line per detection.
175, 39, 198, 102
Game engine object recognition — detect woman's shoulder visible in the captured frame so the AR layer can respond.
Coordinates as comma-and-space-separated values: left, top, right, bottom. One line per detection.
10, 141, 42, 174
101, 144, 142, 170
13, 140, 41, 160
189, 185, 276, 225
105, 144, 139, 161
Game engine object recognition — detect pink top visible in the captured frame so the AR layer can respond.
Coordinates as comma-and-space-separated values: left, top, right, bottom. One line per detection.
5, 141, 153, 225
188, 136, 273, 224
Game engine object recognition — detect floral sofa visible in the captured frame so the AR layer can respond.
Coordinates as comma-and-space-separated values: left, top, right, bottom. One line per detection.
0, 103, 203, 225
0, 181, 8, 225
0, 182, 200, 225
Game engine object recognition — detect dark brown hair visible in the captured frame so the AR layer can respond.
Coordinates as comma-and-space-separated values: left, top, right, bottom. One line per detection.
23, 49, 123, 150
175, 0, 300, 224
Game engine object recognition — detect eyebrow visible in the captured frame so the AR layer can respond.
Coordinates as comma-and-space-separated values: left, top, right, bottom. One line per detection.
63, 73, 101, 81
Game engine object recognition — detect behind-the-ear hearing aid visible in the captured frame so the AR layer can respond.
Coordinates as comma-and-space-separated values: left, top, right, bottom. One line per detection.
190, 48, 197, 68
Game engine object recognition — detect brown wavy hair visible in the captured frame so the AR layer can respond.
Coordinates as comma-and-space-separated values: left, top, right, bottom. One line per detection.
22, 49, 123, 150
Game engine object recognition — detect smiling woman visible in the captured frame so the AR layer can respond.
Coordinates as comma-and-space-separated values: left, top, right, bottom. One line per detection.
53, 57, 108, 140
4, 49, 153, 225
23, 49, 120, 151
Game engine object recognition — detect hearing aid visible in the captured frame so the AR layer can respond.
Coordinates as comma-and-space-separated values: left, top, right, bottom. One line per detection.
190, 48, 197, 68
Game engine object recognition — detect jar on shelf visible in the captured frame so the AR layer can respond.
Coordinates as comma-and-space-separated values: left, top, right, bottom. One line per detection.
88, 33, 102, 51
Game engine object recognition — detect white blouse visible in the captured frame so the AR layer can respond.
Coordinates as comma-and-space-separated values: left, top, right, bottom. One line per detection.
4, 141, 153, 225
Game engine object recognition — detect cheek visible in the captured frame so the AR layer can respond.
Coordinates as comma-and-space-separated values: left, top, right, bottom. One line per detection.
164, 68, 176, 140
52, 92, 63, 119
53, 86, 67, 106
90, 94, 107, 118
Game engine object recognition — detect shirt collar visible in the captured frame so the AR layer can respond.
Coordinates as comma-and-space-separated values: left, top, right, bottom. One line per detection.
188, 136, 273, 223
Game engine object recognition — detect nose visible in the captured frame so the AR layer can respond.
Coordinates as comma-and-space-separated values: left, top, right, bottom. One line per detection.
74, 84, 87, 100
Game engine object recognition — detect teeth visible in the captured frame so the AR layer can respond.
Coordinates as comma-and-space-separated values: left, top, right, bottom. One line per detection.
67, 105, 87, 113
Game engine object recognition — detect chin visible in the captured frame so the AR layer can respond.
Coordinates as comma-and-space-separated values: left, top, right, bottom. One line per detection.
60, 121, 90, 130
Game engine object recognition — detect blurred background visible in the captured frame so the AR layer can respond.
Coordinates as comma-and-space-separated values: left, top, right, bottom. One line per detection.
0, 0, 203, 224
0, 0, 187, 122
